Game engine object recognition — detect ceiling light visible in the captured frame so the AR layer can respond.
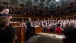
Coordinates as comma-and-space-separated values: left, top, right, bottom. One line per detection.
56, 0, 59, 2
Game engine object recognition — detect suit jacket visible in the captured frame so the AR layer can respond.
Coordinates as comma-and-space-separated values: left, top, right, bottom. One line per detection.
72, 28, 76, 40
0, 13, 8, 17
43, 27, 48, 32
0, 26, 16, 43
26, 21, 32, 33
0, 13, 3, 16
66, 26, 74, 39
3, 13, 8, 17
63, 28, 68, 36
55, 26, 62, 34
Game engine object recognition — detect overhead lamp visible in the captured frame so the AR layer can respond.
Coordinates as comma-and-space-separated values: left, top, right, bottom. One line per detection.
56, 0, 59, 2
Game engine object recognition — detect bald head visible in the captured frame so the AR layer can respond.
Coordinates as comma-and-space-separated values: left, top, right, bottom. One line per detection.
5, 9, 9, 14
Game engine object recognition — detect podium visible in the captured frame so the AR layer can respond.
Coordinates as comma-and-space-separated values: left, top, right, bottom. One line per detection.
35, 26, 43, 33
10, 22, 25, 43
15, 26, 25, 43
10, 22, 20, 26
10, 22, 44, 43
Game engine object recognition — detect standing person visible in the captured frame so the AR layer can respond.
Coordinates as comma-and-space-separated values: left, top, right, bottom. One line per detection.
62, 24, 69, 36
0, 6, 6, 16
4, 9, 9, 17
72, 25, 76, 43
0, 16, 16, 43
4, 9, 13, 22
65, 23, 75, 43
0, 6, 9, 17
26, 18, 32, 41
5, 9, 9, 14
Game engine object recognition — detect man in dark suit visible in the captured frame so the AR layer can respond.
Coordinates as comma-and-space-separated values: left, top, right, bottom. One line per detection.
65, 23, 75, 43
26, 18, 33, 41
71, 25, 76, 43
0, 6, 8, 17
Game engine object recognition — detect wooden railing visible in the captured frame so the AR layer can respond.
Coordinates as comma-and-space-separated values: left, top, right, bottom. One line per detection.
53, 12, 76, 20
10, 14, 51, 21
10, 12, 76, 21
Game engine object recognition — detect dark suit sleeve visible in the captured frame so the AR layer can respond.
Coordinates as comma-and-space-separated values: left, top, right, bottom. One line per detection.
72, 29, 76, 38
66, 27, 74, 39
27, 22, 31, 28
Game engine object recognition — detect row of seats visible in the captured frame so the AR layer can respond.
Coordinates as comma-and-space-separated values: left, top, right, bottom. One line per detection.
4, 5, 76, 16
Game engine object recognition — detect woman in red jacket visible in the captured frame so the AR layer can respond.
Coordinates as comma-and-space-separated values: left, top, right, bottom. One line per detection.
55, 24, 62, 34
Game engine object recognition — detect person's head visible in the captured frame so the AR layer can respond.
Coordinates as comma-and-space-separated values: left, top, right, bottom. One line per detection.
63, 24, 68, 28
8, 15, 12, 20
69, 22, 74, 27
0, 6, 6, 13
28, 17, 31, 21
5, 9, 9, 14
57, 24, 61, 27
28, 35, 63, 43
0, 16, 9, 28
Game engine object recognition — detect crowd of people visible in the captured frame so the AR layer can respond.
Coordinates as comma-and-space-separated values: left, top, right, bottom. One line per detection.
0, 6, 16, 43
8, 5, 76, 16
20, 18, 76, 43
0, 5, 76, 43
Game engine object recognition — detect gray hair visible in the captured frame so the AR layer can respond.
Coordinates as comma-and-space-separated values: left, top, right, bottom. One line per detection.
28, 35, 63, 43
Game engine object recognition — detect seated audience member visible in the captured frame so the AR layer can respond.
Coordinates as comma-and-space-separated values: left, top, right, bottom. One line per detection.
55, 24, 62, 34
47, 25, 51, 32
0, 16, 16, 43
28, 35, 63, 43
